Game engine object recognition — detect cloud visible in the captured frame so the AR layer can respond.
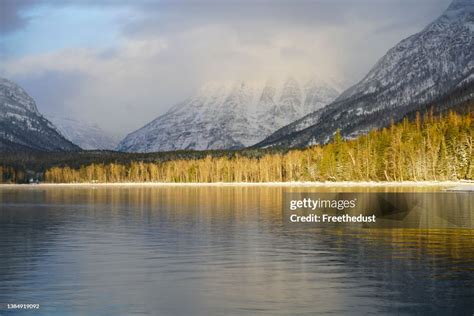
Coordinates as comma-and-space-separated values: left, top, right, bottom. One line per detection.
1, 40, 197, 135
13, 70, 88, 115
0, 0, 37, 34
0, 0, 452, 137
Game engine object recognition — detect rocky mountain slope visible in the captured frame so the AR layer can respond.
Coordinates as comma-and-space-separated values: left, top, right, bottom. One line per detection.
46, 114, 119, 150
117, 78, 339, 152
255, 0, 473, 148
0, 77, 80, 152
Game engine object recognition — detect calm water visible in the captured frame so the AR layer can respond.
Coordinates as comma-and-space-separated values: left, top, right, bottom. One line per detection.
0, 185, 473, 315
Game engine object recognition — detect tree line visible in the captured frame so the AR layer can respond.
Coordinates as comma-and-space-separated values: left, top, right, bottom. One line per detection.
39, 111, 473, 183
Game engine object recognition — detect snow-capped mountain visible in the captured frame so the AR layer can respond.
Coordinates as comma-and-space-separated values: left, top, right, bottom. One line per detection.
46, 114, 119, 150
0, 77, 79, 152
256, 0, 474, 148
117, 78, 339, 152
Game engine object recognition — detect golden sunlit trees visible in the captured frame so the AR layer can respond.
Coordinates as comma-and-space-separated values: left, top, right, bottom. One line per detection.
34, 111, 474, 184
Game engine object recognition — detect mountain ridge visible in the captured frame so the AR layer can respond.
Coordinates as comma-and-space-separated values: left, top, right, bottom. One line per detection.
255, 0, 473, 148
0, 77, 80, 152
46, 114, 120, 150
117, 77, 340, 152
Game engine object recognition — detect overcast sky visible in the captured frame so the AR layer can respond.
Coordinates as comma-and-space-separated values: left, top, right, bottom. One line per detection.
0, 0, 452, 136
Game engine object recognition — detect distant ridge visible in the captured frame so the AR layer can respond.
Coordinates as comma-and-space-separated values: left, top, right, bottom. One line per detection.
46, 114, 119, 150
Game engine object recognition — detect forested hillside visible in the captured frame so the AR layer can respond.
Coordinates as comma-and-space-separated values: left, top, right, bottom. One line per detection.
0, 148, 281, 183
31, 110, 473, 183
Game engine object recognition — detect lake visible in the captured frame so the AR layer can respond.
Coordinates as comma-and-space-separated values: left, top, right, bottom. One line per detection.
0, 185, 473, 315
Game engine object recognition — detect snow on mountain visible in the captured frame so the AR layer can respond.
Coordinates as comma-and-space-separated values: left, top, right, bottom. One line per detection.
117, 77, 340, 152
0, 77, 80, 152
46, 114, 120, 150
256, 0, 474, 148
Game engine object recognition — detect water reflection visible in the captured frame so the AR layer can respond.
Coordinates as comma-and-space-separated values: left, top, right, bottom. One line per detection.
0, 185, 473, 315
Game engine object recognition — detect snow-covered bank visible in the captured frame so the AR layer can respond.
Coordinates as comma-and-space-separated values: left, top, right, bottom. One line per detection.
0, 181, 472, 188
445, 185, 474, 192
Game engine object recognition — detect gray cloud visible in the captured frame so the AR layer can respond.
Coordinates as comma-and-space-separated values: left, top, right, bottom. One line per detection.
1, 0, 452, 36
12, 70, 88, 115
0, 0, 37, 34
0, 0, 453, 137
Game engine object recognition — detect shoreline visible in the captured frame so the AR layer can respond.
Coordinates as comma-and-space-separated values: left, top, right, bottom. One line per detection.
0, 180, 472, 188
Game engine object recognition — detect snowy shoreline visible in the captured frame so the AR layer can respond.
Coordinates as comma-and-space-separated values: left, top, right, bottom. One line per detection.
0, 181, 472, 189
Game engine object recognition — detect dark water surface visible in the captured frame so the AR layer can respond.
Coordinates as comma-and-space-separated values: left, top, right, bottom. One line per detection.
0, 185, 473, 315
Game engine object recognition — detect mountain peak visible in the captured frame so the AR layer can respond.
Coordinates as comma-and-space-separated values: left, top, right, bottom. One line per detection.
117, 76, 340, 152
447, 0, 474, 11
0, 78, 80, 151
45, 113, 119, 150
0, 77, 39, 113
256, 0, 473, 148
442, 0, 474, 22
